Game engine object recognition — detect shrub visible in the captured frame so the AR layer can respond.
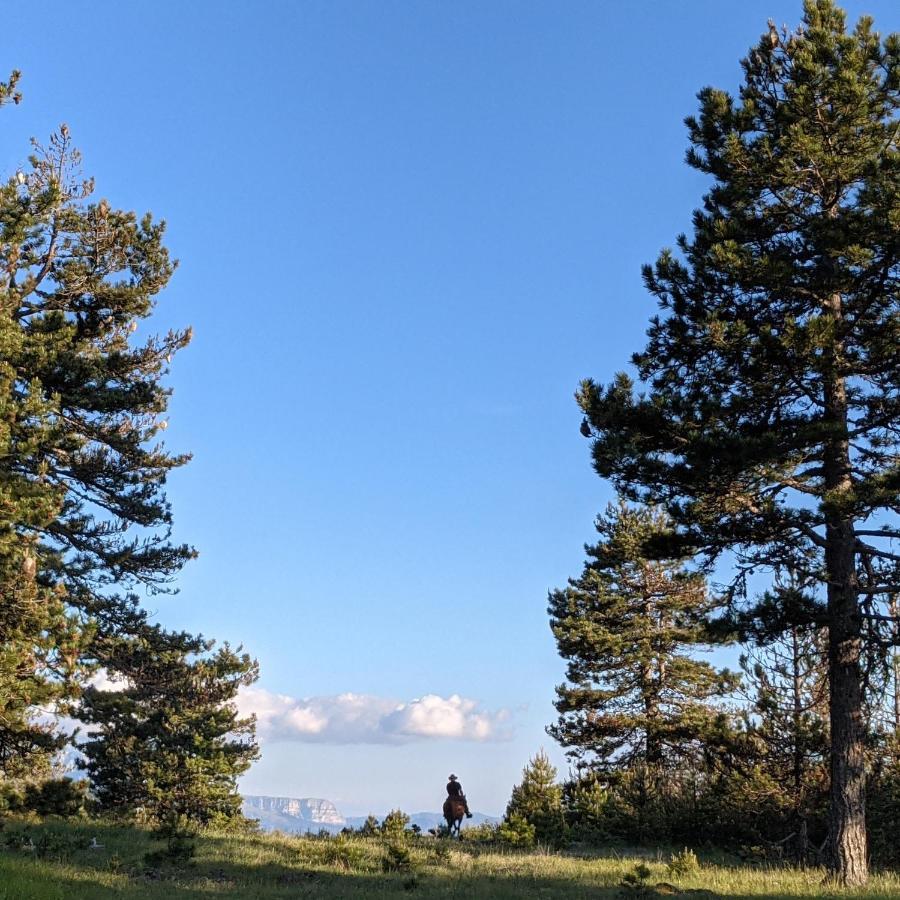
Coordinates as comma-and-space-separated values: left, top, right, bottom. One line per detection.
667, 847, 700, 878
428, 841, 452, 865
319, 834, 368, 871
460, 821, 499, 843
498, 812, 535, 847
381, 809, 411, 839
382, 841, 414, 873
144, 813, 197, 867
619, 862, 654, 897
357, 814, 380, 836
23, 778, 89, 818
0, 783, 24, 813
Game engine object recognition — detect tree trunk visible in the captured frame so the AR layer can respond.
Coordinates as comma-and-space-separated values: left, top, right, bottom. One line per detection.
796, 816, 810, 867
825, 524, 867, 885
822, 336, 867, 886
890, 596, 900, 735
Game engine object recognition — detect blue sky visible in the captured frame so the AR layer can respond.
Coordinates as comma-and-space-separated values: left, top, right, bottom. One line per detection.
4, 0, 897, 817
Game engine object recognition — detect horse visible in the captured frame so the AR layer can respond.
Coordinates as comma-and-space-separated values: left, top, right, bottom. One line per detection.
442, 797, 466, 839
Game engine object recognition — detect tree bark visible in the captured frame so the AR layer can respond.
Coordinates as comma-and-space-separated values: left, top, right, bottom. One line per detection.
825, 523, 867, 885
822, 332, 868, 886
890, 596, 900, 734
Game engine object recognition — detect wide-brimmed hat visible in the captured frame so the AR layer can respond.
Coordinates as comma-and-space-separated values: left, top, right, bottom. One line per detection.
448, 774, 458, 780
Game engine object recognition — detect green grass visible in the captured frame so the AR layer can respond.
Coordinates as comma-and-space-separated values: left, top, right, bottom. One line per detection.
2, 818, 900, 899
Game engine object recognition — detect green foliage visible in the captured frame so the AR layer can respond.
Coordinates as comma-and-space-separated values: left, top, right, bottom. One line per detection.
4, 818, 900, 898
574, 1, 900, 882
735, 617, 830, 862
0, 69, 22, 106
380, 809, 411, 839
549, 502, 735, 772
4, 825, 89, 861
865, 749, 900, 869
0, 75, 192, 781
505, 750, 567, 847
562, 772, 610, 843
144, 813, 196, 868
358, 814, 380, 836
619, 862, 654, 897
497, 812, 535, 847
22, 778, 88, 818
667, 848, 700, 878
427, 840, 451, 864
460, 821, 499, 842
78, 629, 258, 826
317, 833, 369, 871
381, 841, 414, 873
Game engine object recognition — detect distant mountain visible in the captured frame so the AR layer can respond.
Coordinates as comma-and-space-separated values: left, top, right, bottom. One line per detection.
242, 796, 345, 833
242, 794, 498, 835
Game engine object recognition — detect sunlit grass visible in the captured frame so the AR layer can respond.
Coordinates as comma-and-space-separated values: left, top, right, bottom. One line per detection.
2, 818, 900, 898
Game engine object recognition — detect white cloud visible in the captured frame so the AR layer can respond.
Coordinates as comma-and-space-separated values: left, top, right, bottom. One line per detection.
238, 687, 512, 745
87, 668, 129, 692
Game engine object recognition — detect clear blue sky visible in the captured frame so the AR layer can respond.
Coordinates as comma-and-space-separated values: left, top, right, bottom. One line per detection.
4, 0, 896, 817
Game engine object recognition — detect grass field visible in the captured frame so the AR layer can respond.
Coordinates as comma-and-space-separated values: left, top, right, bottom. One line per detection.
2, 819, 900, 899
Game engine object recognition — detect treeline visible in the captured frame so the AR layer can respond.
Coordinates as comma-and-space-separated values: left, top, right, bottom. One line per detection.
521, 502, 900, 866
0, 70, 256, 833
537, 1, 900, 886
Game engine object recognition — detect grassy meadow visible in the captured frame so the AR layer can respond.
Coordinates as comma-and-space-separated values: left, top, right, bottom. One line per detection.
2, 819, 900, 899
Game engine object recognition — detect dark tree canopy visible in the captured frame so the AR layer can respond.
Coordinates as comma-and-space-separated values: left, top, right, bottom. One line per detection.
577, 1, 900, 884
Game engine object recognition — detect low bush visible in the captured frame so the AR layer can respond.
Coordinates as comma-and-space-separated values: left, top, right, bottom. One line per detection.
144, 813, 196, 867
23, 778, 89, 818
667, 847, 700, 878
497, 812, 535, 847
381, 840, 414, 873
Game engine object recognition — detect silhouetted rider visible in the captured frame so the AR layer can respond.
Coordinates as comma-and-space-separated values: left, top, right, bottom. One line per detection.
446, 773, 473, 818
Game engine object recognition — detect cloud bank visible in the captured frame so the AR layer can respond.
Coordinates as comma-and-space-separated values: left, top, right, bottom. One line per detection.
238, 688, 512, 745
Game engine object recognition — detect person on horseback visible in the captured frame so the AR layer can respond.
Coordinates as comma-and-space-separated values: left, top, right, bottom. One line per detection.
446, 774, 473, 818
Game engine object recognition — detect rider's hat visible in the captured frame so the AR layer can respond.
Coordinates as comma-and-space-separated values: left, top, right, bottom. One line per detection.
448, 774, 458, 780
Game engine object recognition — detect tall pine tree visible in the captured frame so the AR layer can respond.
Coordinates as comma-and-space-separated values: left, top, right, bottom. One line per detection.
549, 502, 734, 772
576, 2, 900, 882
0, 73, 193, 774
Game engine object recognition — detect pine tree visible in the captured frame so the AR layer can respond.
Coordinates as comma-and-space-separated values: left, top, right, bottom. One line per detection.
0, 70, 21, 107
576, 2, 900, 882
739, 619, 829, 860
0, 74, 192, 775
549, 503, 734, 773
78, 626, 259, 826
504, 750, 567, 847
10, 123, 194, 621
562, 772, 610, 843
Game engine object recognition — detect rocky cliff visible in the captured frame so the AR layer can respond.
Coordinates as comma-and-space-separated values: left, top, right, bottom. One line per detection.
242, 795, 346, 832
